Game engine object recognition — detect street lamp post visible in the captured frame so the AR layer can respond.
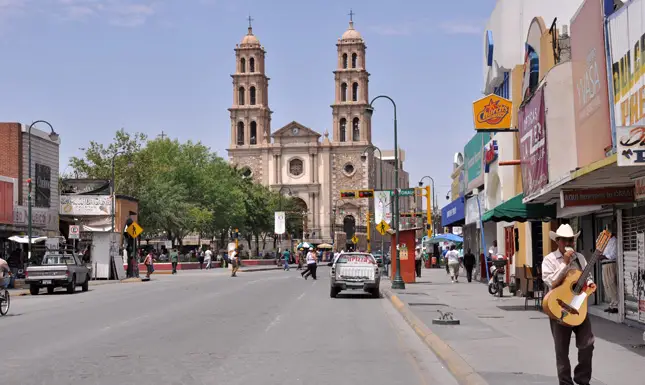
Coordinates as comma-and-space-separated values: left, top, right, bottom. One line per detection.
366, 95, 405, 290
418, 176, 437, 236
277, 186, 293, 250
111, 151, 126, 233
362, 145, 383, 255
27, 121, 59, 260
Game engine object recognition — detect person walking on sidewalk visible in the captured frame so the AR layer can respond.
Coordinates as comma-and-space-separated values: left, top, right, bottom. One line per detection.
170, 248, 179, 274
283, 249, 291, 271
144, 250, 155, 278
302, 248, 317, 280
198, 249, 205, 270
230, 247, 239, 277
415, 245, 423, 278
446, 245, 462, 283
542, 224, 597, 385
600, 225, 618, 313
463, 249, 476, 282
204, 247, 213, 270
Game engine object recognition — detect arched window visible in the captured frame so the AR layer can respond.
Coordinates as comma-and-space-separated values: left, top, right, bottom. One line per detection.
250, 121, 257, 145
351, 53, 357, 68
238, 87, 245, 105
249, 57, 255, 72
342, 53, 348, 69
352, 82, 359, 102
341, 83, 347, 102
352, 118, 360, 141
339, 118, 347, 142
237, 122, 245, 145
250, 86, 256, 105
240, 58, 246, 73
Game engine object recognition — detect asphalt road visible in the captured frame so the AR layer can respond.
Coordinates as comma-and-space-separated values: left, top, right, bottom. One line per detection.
1, 267, 457, 385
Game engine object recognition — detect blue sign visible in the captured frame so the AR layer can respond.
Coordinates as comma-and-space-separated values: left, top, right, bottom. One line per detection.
441, 197, 465, 227
486, 30, 494, 67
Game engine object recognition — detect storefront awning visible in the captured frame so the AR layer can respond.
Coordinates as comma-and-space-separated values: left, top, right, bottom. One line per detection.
441, 197, 465, 227
482, 193, 556, 222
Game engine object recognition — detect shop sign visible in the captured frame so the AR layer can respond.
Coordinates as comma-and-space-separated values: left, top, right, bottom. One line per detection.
560, 186, 634, 207
35, 164, 51, 208
635, 176, 645, 201
464, 133, 487, 190
571, 0, 613, 165
617, 125, 645, 166
519, 86, 549, 197
484, 140, 498, 173
61, 179, 111, 195
13, 206, 58, 229
60, 195, 112, 216
472, 94, 512, 131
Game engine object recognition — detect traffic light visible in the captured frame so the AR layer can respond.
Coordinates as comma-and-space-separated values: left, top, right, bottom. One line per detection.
400, 213, 412, 218
357, 189, 374, 198
414, 212, 423, 218
340, 190, 356, 199
425, 223, 431, 230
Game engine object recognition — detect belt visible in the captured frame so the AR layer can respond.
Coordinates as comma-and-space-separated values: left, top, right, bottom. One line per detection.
601, 260, 616, 265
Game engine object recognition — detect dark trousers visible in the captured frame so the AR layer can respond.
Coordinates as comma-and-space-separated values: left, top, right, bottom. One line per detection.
303, 264, 317, 279
415, 260, 422, 277
172, 262, 178, 274
198, 257, 204, 270
549, 317, 594, 385
465, 265, 474, 282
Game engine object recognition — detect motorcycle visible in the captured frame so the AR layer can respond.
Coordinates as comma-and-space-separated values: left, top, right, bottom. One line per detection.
488, 256, 508, 297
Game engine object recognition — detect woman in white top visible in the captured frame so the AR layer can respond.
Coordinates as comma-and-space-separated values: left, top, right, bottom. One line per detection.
302, 248, 318, 280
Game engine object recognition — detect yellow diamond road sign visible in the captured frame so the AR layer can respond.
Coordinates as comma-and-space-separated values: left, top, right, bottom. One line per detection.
351, 235, 359, 244
127, 222, 144, 238
376, 220, 390, 235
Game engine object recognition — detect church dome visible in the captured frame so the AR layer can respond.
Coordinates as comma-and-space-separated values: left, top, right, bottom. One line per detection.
240, 27, 261, 46
341, 21, 363, 41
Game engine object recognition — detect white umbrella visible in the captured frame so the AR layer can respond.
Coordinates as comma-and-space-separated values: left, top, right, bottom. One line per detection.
8, 236, 47, 244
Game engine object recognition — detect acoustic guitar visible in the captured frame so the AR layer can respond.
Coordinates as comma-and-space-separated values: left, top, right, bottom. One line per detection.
542, 230, 612, 327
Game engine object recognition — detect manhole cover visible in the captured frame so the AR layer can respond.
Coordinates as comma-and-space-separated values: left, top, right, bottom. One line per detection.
477, 315, 504, 319
400, 292, 429, 296
408, 303, 447, 307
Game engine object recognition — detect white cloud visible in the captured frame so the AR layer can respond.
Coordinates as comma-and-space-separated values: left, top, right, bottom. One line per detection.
56, 0, 156, 26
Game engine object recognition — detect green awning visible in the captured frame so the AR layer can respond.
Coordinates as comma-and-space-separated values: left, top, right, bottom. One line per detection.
481, 193, 556, 223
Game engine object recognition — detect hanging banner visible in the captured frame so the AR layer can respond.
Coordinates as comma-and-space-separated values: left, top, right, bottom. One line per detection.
374, 190, 392, 224
274, 211, 286, 235
609, 1, 645, 165
636, 176, 645, 201
519, 86, 549, 197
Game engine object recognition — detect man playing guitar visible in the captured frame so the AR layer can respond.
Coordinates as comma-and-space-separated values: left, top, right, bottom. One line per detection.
542, 224, 597, 385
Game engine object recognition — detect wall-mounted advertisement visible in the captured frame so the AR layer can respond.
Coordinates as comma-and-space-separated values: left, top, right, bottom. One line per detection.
464, 133, 486, 191
609, 0, 645, 165
519, 86, 549, 197
35, 164, 51, 208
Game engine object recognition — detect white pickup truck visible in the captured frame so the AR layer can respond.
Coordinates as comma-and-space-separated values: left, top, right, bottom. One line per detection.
328, 252, 380, 298
25, 252, 91, 295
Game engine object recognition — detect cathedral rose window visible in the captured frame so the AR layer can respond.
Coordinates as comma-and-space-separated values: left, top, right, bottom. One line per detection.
289, 158, 304, 176
343, 163, 355, 175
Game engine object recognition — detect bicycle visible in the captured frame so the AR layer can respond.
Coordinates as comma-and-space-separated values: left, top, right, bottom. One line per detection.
0, 276, 10, 316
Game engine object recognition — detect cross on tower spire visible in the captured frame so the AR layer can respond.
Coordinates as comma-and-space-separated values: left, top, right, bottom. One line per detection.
247, 14, 254, 33
348, 9, 355, 26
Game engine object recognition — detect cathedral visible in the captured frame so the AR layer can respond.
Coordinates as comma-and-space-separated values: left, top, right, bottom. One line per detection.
227, 15, 414, 250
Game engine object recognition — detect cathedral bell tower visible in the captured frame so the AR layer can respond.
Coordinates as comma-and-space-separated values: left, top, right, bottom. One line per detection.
331, 11, 371, 145
229, 17, 272, 149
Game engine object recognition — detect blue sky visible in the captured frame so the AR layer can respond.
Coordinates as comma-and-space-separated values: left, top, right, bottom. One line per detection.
1, 0, 496, 208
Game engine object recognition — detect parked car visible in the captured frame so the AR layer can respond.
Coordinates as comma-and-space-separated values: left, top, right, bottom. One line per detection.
328, 252, 380, 298
25, 251, 91, 295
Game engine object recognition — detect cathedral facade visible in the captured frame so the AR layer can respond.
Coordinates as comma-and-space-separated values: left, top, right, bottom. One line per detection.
227, 18, 413, 249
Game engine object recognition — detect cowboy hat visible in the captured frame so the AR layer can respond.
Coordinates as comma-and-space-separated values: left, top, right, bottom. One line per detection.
549, 224, 580, 242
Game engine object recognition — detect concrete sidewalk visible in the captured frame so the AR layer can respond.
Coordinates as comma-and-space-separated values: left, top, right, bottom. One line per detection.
382, 268, 645, 385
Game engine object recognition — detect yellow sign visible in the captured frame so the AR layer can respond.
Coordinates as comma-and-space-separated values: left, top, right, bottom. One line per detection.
399, 244, 409, 260
472, 94, 512, 131
351, 235, 359, 244
127, 222, 144, 238
376, 220, 390, 235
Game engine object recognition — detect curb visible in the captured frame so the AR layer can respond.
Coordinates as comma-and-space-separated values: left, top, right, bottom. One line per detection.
239, 267, 283, 273
381, 287, 489, 385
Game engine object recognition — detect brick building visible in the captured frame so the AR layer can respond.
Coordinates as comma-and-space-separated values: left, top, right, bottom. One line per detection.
0, 122, 60, 259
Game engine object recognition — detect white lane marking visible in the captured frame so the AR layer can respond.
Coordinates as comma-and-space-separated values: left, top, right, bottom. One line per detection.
265, 315, 281, 332
297, 292, 306, 301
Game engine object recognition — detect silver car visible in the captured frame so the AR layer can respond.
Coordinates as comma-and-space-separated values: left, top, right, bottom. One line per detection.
328, 252, 380, 298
